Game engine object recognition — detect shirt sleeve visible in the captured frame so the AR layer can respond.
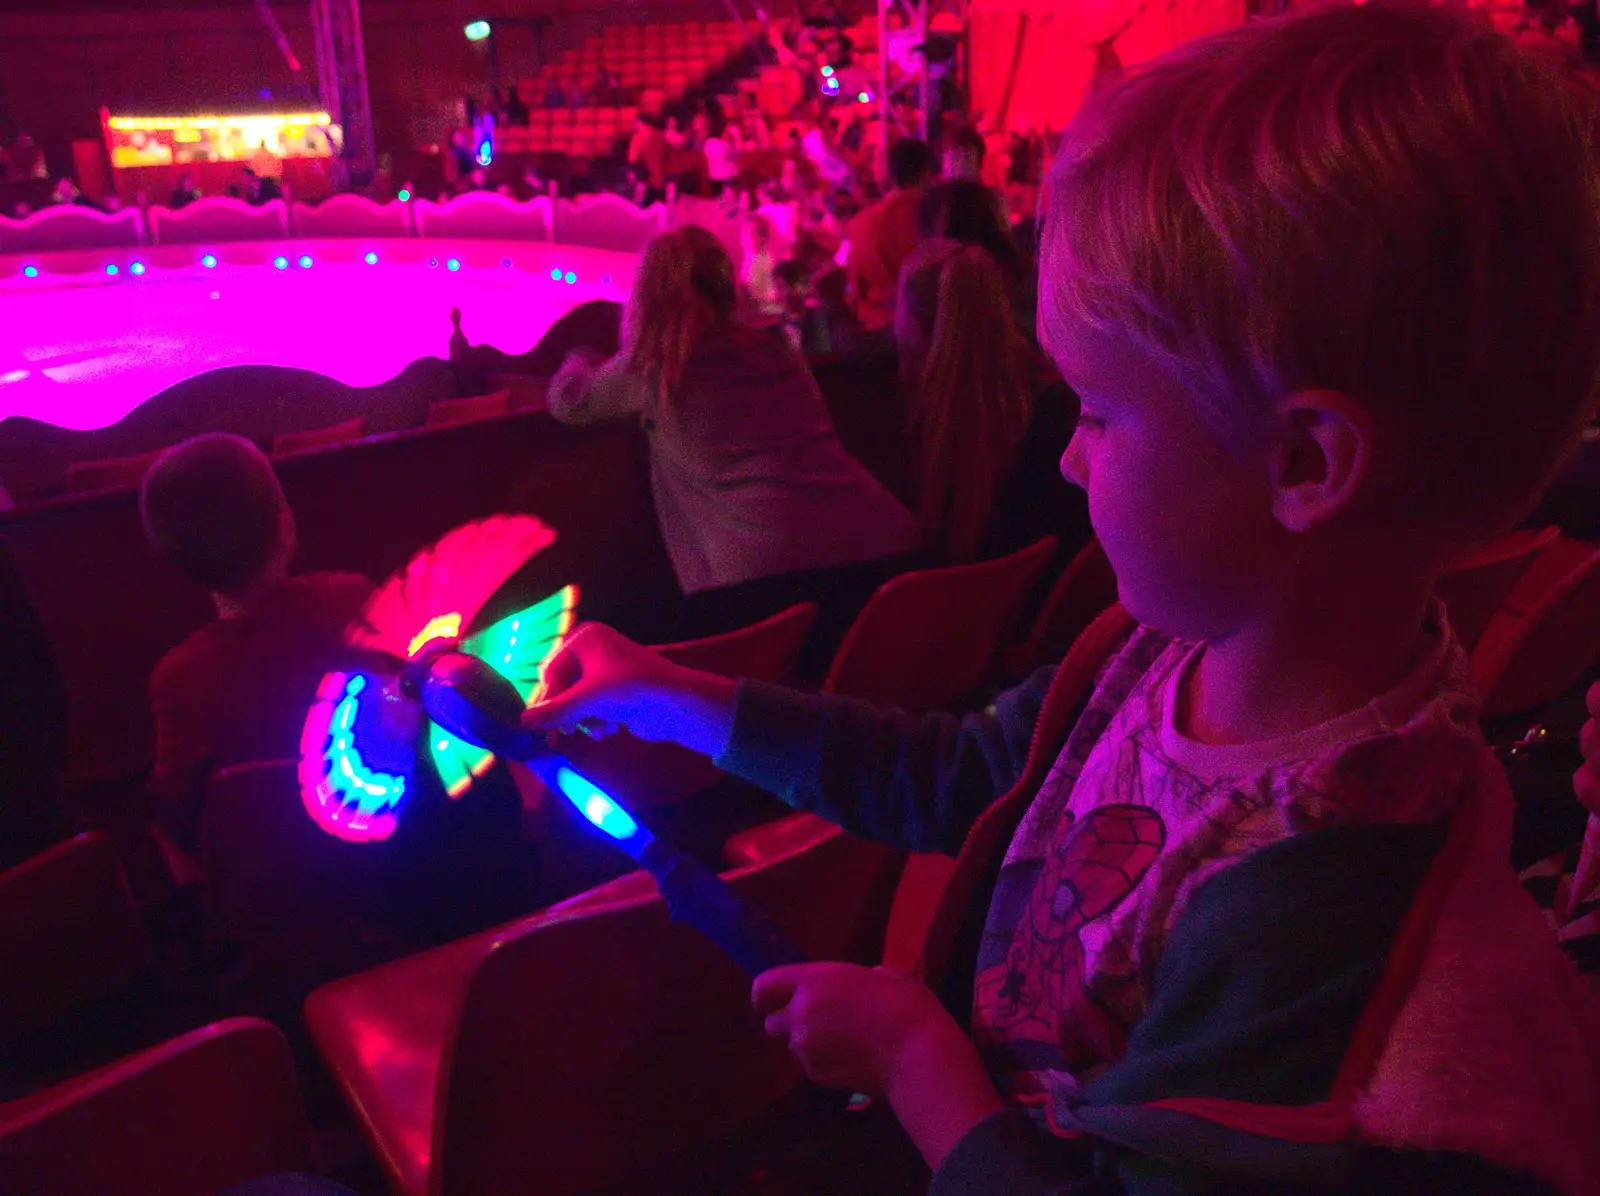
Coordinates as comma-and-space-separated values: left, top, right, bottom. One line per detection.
546, 354, 648, 426
713, 666, 1055, 855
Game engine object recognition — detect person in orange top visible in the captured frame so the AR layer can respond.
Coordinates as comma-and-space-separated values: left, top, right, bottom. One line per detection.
844, 137, 935, 330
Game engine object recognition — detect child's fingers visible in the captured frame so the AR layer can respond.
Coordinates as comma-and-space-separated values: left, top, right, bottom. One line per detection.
763, 1009, 794, 1042
751, 966, 805, 1014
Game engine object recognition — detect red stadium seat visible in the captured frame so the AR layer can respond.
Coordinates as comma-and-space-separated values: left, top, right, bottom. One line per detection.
1000, 537, 1118, 680
0, 833, 150, 1047
0, 1018, 314, 1196
727, 539, 1059, 972
1434, 525, 1560, 654
819, 535, 1058, 711
304, 819, 900, 1196
556, 603, 819, 816
271, 416, 365, 456
1472, 535, 1600, 718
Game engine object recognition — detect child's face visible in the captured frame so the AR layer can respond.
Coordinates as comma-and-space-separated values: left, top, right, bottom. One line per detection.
1049, 310, 1283, 643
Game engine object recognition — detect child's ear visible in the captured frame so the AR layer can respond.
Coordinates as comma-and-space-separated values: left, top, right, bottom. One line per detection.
1267, 389, 1373, 533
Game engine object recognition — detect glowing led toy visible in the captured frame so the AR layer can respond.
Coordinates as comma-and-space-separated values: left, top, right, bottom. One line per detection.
398, 188, 412, 202
297, 514, 579, 840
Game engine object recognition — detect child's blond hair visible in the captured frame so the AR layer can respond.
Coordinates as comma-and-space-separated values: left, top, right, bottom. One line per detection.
1041, 1, 1600, 543
623, 226, 738, 413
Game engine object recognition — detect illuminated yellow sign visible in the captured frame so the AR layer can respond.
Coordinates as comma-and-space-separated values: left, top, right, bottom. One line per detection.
107, 113, 331, 131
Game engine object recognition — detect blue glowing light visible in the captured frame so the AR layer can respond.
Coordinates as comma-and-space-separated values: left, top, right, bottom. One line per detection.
364, 251, 378, 265
22, 265, 38, 278
549, 267, 561, 281
104, 263, 119, 276
501, 258, 512, 268
201, 254, 218, 268
447, 257, 461, 271
822, 77, 840, 96
130, 261, 146, 275
821, 64, 834, 77
398, 188, 412, 202
555, 766, 638, 840
274, 255, 289, 269
299, 254, 313, 268
858, 92, 870, 104
475, 139, 492, 167
563, 271, 576, 284
428, 257, 439, 268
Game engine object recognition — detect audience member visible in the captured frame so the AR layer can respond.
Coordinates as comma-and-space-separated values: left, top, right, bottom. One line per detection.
845, 137, 935, 329
894, 238, 1087, 562
627, 114, 670, 193
169, 171, 202, 210
139, 434, 373, 860
50, 177, 89, 207
546, 226, 920, 644
942, 125, 987, 180
741, 213, 784, 321
741, 92, 775, 150
703, 118, 743, 196
506, 85, 530, 127
917, 177, 1035, 330
6, 133, 46, 181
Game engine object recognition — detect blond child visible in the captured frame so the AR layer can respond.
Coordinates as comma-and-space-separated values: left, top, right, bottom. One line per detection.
526, 5, 1600, 1192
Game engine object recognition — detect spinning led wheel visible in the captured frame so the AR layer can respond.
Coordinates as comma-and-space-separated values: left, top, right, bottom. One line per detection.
297, 514, 578, 842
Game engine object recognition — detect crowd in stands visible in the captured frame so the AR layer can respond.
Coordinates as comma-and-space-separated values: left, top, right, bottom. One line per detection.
6, 3, 1600, 1194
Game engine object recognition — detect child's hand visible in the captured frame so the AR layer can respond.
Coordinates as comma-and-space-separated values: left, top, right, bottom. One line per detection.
1576, 679, 1600, 816
751, 962, 972, 1097
522, 623, 738, 757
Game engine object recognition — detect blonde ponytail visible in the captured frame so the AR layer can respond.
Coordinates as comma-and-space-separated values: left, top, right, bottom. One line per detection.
905, 240, 1033, 562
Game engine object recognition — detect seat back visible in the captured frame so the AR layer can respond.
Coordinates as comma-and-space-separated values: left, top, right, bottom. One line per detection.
1001, 537, 1118, 680
653, 601, 817, 680
64, 449, 164, 495
435, 821, 901, 1196
0, 1018, 313, 1196
0, 833, 149, 1045
822, 536, 1058, 712
272, 417, 365, 456
1472, 536, 1600, 719
555, 604, 819, 815
1434, 526, 1560, 653
201, 760, 377, 947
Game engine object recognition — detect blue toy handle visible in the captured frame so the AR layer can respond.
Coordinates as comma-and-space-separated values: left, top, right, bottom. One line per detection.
640, 839, 808, 976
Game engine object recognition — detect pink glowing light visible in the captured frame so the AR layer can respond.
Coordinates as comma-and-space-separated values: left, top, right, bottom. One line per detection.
0, 242, 634, 430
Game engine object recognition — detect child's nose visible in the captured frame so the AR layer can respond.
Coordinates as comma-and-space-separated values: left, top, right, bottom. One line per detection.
1060, 433, 1089, 490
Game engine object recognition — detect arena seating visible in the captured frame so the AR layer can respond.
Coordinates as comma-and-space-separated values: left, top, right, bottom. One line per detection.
0, 833, 148, 1053
0, 1018, 313, 1196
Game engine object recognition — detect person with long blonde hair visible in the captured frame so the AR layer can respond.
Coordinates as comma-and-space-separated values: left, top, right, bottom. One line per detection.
894, 238, 1087, 563
549, 226, 921, 644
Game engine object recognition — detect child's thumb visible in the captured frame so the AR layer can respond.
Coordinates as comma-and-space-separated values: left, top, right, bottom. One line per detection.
521, 685, 597, 734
